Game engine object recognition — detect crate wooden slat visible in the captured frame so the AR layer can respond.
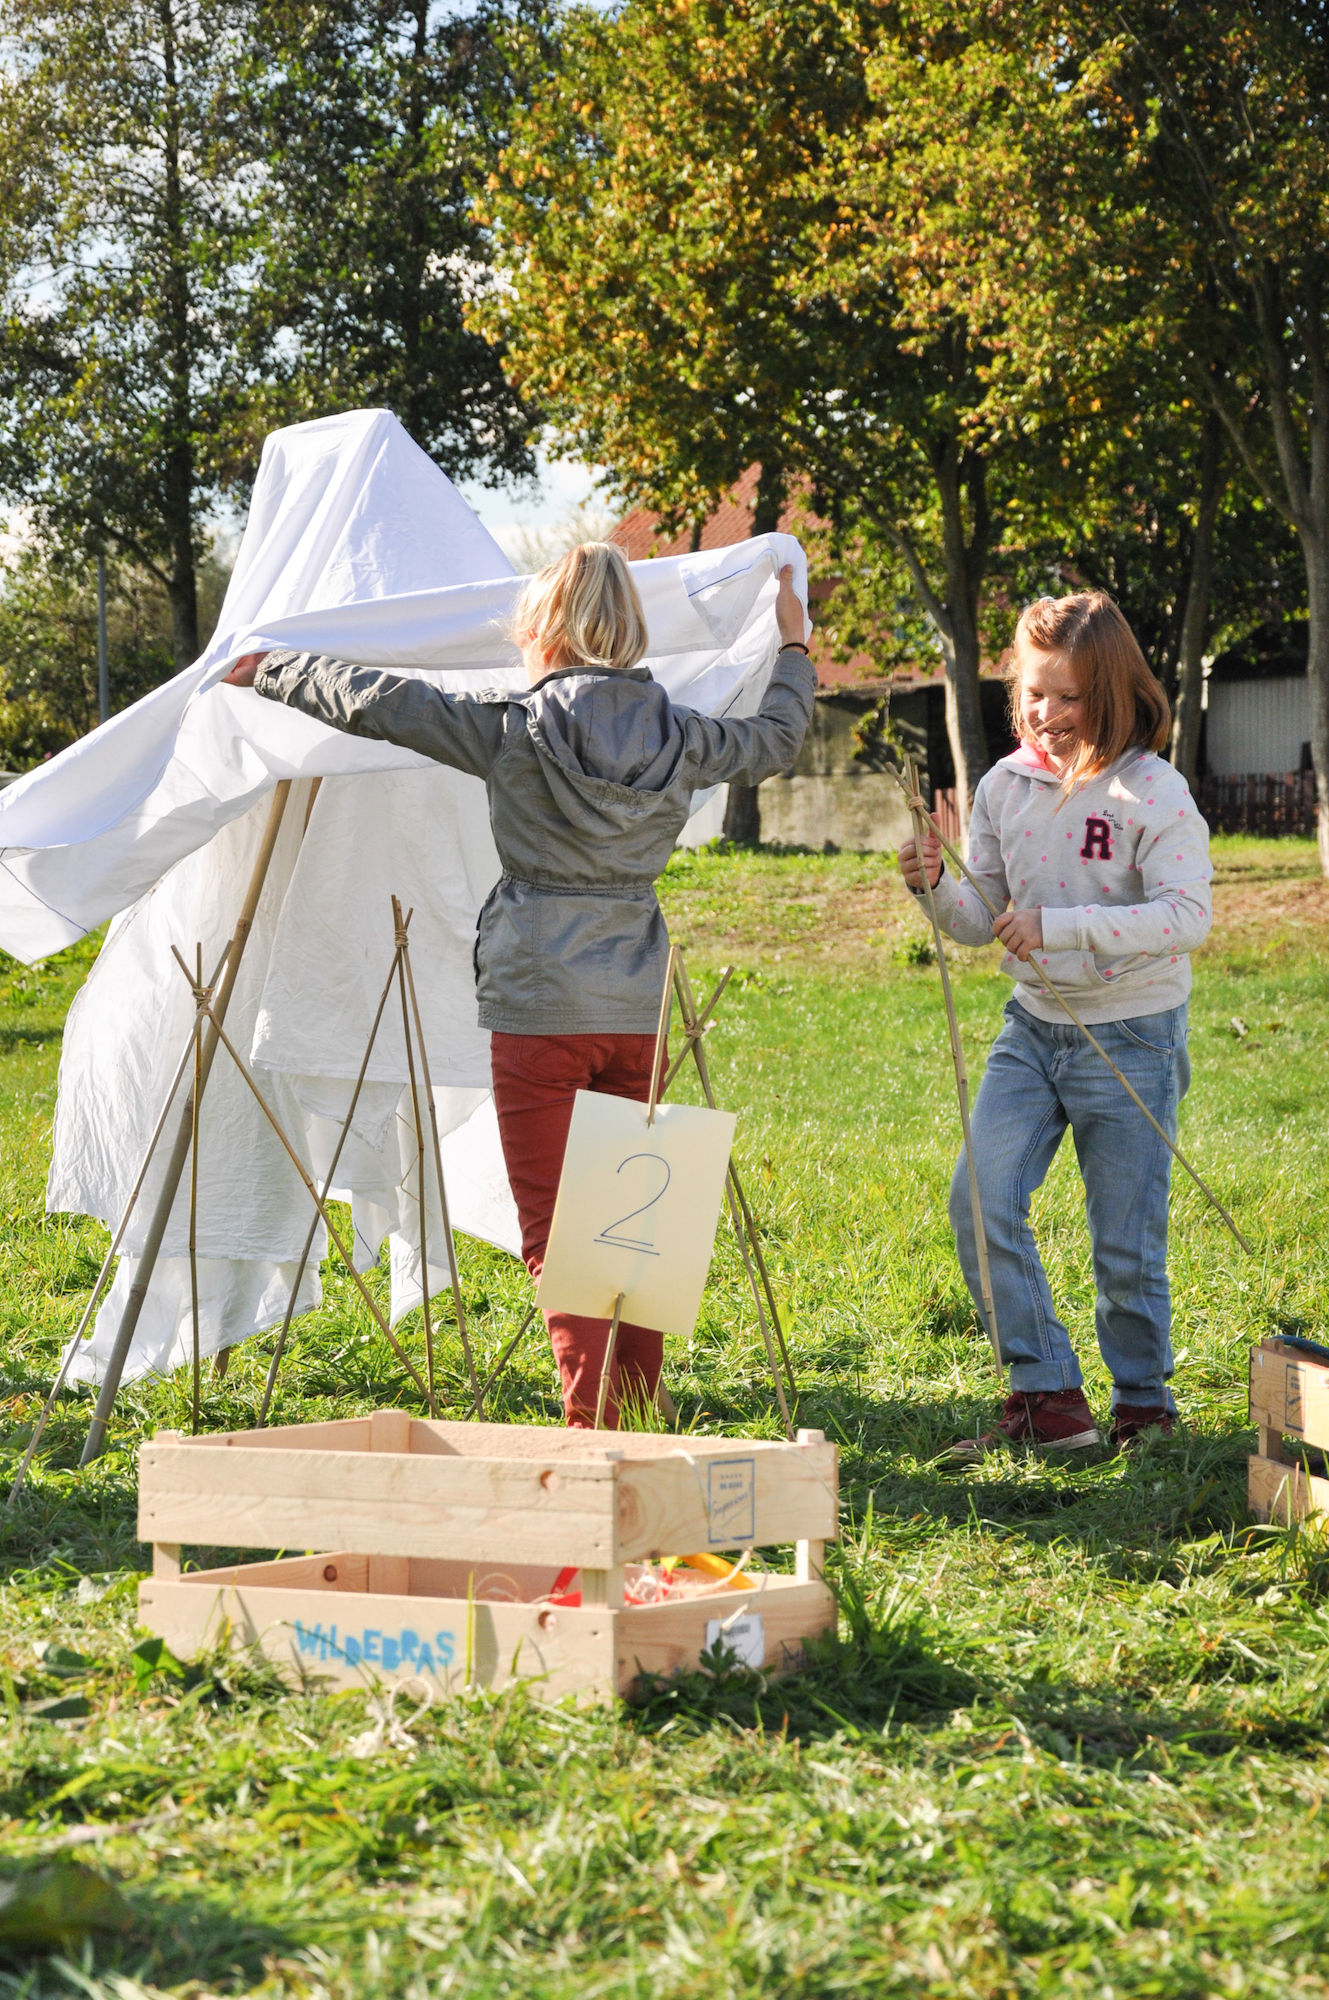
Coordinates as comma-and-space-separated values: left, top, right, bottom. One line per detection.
1247, 1337, 1329, 1527
137, 1414, 839, 1701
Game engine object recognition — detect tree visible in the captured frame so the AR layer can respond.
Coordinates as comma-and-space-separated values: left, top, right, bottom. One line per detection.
242, 0, 542, 486
0, 536, 232, 765
479, 0, 1081, 816
0, 0, 265, 667
907, 2, 1328, 841
0, 0, 542, 675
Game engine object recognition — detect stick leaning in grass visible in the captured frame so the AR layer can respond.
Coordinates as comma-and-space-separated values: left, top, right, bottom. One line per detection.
903, 757, 1004, 1378
890, 763, 1253, 1258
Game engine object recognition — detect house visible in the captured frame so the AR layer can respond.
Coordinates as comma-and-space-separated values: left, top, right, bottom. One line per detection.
612, 469, 1014, 850
1198, 621, 1314, 835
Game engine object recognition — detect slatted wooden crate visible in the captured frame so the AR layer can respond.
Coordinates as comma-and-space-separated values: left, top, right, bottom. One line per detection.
1247, 1337, 1329, 1526
138, 1411, 838, 1702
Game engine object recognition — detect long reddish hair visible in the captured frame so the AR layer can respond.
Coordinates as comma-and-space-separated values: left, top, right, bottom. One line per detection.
1010, 592, 1170, 787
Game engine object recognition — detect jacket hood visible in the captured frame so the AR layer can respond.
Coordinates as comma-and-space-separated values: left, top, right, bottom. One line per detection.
521, 668, 691, 833
997, 743, 1150, 788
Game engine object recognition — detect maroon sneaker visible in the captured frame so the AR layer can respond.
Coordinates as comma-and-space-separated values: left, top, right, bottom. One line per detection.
948, 1388, 1100, 1462
1108, 1404, 1176, 1451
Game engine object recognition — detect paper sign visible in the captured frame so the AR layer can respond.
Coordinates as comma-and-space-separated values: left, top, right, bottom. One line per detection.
536, 1091, 736, 1338
705, 1612, 765, 1670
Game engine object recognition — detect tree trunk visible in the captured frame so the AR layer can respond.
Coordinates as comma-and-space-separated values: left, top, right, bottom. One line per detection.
1170, 411, 1223, 786
753, 460, 786, 535
1304, 526, 1329, 875
935, 443, 990, 827
160, 0, 199, 667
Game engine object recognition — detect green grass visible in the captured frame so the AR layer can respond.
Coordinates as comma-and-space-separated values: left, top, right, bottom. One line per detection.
2, 837, 1329, 1998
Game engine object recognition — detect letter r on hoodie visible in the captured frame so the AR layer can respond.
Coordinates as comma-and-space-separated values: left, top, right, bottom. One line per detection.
1080, 816, 1112, 861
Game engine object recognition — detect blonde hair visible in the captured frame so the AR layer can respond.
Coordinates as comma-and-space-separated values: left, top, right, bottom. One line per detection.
513, 541, 649, 674
1010, 591, 1170, 786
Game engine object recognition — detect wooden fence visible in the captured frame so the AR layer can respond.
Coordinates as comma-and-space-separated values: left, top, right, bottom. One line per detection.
1194, 772, 1317, 837
930, 773, 1316, 840
930, 787, 962, 843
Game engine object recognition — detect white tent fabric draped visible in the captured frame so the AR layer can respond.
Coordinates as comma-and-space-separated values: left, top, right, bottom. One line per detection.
0, 409, 807, 1388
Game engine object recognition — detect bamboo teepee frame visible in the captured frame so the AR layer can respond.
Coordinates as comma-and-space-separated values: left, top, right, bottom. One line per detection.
8, 786, 481, 1498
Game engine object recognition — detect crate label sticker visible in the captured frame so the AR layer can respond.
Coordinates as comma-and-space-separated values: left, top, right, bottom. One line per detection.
290, 1620, 455, 1675
1285, 1362, 1305, 1434
706, 1612, 764, 1670
707, 1458, 756, 1545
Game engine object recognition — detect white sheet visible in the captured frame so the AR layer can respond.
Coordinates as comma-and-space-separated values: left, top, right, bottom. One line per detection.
0, 408, 806, 1388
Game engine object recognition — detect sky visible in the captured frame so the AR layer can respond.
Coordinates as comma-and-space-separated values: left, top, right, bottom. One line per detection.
455, 445, 603, 563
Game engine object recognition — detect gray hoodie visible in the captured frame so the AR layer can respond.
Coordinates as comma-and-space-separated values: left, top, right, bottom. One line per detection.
254, 646, 816, 1032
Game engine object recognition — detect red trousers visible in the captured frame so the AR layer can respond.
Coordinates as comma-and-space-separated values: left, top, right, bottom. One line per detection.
490, 1032, 666, 1428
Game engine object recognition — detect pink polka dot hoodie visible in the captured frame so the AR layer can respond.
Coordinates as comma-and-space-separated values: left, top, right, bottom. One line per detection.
927, 744, 1213, 1024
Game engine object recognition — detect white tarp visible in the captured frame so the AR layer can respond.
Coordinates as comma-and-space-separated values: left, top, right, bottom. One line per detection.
0, 408, 807, 1388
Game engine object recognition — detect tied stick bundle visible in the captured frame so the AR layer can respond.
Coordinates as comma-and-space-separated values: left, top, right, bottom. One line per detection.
891, 759, 1253, 1258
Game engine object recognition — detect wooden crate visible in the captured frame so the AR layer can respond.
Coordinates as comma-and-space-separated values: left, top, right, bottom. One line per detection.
1247, 1337, 1329, 1526
138, 1411, 838, 1702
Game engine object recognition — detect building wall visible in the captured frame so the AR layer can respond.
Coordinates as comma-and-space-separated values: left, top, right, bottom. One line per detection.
1206, 676, 1309, 776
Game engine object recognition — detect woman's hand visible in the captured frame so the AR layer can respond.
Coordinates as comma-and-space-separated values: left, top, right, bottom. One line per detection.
899, 830, 942, 891
993, 908, 1044, 961
775, 564, 808, 647
222, 650, 268, 687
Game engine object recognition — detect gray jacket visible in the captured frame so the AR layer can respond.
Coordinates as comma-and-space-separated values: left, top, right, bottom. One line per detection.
254, 645, 816, 1032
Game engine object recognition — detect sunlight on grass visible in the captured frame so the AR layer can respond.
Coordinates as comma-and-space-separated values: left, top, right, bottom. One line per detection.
1, 840, 1328, 1997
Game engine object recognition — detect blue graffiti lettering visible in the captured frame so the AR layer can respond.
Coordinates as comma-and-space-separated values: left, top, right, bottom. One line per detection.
294, 1620, 325, 1658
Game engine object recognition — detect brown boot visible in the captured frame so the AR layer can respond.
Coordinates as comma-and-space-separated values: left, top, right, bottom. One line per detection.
948, 1387, 1100, 1462
1108, 1403, 1176, 1452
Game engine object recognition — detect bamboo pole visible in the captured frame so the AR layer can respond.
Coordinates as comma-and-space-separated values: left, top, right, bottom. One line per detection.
187, 944, 204, 1433
200, 1011, 431, 1402
397, 903, 484, 1417
593, 1292, 626, 1430
6, 949, 229, 1503
393, 904, 438, 1419
903, 756, 1004, 1377
646, 944, 677, 1126
889, 762, 1253, 1256
257, 930, 405, 1424
80, 781, 295, 1466
671, 955, 795, 1434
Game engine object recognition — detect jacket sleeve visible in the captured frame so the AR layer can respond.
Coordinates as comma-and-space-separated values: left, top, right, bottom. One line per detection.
1040, 792, 1212, 958
923, 783, 1003, 945
252, 649, 506, 780
678, 648, 816, 787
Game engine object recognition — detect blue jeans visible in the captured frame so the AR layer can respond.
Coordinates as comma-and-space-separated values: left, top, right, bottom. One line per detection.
949, 999, 1190, 1411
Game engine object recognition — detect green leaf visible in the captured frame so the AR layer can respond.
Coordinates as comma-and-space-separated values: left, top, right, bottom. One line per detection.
129, 1635, 185, 1694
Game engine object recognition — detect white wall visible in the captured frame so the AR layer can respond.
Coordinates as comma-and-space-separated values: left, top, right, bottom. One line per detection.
1206, 676, 1309, 776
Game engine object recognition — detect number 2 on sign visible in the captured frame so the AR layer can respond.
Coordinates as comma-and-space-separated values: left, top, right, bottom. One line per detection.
595, 1154, 672, 1255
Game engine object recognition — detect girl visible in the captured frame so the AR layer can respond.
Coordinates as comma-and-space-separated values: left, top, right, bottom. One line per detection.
899, 591, 1212, 1455
225, 542, 814, 1427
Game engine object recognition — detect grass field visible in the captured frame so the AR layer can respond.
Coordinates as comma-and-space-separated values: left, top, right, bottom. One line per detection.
2, 835, 1328, 1999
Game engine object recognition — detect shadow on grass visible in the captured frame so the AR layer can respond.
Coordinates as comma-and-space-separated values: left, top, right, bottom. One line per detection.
0, 1878, 300, 1994
0, 1024, 65, 1055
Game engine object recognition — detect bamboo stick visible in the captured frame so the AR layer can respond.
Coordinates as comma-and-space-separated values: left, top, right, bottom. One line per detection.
398, 906, 484, 1417
593, 1292, 626, 1430
80, 781, 295, 1466
6, 948, 230, 1504
202, 1012, 431, 1402
187, 944, 204, 1433
903, 757, 1004, 1377
393, 903, 438, 1418
646, 945, 677, 1125
257, 930, 405, 1424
